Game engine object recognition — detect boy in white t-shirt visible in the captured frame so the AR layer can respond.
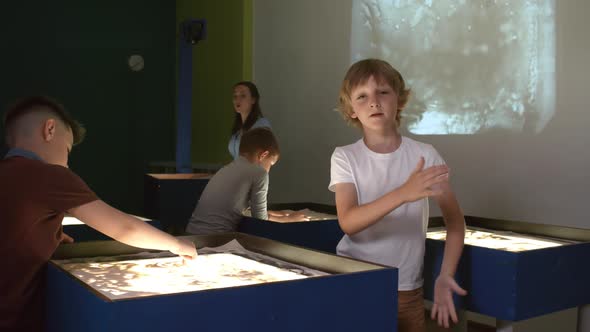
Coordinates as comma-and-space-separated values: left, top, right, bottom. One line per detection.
329, 59, 466, 332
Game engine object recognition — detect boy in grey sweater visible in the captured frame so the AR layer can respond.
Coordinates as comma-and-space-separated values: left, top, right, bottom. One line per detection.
186, 128, 304, 235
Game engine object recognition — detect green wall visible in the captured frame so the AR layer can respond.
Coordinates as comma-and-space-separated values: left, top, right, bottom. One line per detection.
0, 1, 252, 213
0, 1, 177, 214
176, 0, 252, 164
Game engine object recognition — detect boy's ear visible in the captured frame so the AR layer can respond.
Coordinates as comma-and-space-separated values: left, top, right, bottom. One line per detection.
258, 150, 270, 161
42, 119, 57, 142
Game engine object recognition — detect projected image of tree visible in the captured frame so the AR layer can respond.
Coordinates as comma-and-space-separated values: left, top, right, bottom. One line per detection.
351, 0, 555, 135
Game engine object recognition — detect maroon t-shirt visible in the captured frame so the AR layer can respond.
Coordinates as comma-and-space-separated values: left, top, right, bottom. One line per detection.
0, 156, 98, 331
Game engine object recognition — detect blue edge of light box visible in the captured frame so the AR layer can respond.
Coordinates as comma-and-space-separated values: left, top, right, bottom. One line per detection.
238, 215, 590, 322
239, 216, 345, 254
424, 239, 590, 321
46, 254, 398, 332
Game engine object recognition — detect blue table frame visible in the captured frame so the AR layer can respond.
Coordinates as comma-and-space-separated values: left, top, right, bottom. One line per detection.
239, 203, 342, 254
46, 233, 398, 332
238, 203, 590, 330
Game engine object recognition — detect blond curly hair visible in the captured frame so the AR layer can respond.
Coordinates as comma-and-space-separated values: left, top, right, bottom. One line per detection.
338, 59, 411, 128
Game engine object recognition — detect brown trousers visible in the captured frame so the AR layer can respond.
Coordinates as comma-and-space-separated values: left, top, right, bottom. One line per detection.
398, 287, 425, 332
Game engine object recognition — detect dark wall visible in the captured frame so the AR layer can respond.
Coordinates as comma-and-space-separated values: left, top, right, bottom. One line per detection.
0, 1, 176, 214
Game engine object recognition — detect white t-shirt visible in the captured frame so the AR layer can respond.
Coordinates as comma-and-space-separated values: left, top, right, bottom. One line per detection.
329, 136, 444, 291
186, 157, 269, 235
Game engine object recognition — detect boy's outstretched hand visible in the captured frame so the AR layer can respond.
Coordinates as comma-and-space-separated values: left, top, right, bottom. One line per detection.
400, 157, 449, 203
171, 239, 198, 261
431, 274, 467, 328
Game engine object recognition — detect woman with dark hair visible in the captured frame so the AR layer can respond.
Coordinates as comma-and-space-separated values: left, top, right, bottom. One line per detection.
228, 81, 272, 159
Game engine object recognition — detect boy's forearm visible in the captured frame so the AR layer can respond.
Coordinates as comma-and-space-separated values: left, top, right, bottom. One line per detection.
339, 188, 407, 235
115, 214, 183, 252
434, 184, 466, 277
251, 208, 268, 220
70, 200, 182, 253
250, 192, 268, 220
250, 176, 269, 220
439, 217, 466, 277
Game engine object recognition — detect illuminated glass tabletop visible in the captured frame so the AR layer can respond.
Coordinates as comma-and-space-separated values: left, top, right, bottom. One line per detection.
56, 252, 324, 300
427, 227, 573, 252
62, 215, 151, 226
243, 208, 337, 222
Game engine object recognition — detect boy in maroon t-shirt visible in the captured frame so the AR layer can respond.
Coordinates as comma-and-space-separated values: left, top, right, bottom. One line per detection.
0, 96, 197, 332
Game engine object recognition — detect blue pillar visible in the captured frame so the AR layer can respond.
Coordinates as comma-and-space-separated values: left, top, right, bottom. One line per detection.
176, 36, 193, 173
176, 19, 207, 174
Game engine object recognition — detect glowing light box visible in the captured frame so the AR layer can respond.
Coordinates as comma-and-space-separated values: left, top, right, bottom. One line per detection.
46, 233, 397, 332
61, 215, 160, 242
240, 208, 590, 325
62, 216, 84, 225
426, 226, 568, 252
239, 203, 344, 254
243, 208, 337, 222
424, 217, 590, 322
57, 253, 319, 300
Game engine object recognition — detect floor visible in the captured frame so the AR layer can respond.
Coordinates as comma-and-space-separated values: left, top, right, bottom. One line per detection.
425, 311, 495, 332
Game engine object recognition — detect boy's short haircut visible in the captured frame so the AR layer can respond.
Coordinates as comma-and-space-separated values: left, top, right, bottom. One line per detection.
338, 58, 411, 128
3, 95, 86, 145
239, 127, 280, 157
